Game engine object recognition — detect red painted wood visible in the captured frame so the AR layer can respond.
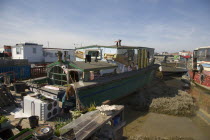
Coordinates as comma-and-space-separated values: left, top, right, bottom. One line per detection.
189, 70, 210, 87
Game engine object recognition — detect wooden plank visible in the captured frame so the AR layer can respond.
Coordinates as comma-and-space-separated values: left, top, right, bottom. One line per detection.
60, 105, 124, 140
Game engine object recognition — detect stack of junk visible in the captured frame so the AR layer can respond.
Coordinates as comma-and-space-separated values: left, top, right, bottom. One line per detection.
0, 82, 62, 140
0, 79, 126, 140
0, 85, 17, 108
1, 78, 61, 122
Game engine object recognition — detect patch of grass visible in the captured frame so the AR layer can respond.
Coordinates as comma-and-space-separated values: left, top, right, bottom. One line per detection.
54, 117, 72, 137
87, 103, 96, 112
70, 110, 83, 120
0, 116, 9, 124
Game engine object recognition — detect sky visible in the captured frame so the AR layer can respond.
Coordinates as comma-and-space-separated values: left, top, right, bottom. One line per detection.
0, 0, 210, 52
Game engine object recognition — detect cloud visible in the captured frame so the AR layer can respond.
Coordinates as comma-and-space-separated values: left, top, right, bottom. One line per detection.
0, 0, 210, 53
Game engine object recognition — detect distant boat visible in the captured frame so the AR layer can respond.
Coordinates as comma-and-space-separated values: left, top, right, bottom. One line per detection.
155, 55, 188, 74
188, 46, 210, 90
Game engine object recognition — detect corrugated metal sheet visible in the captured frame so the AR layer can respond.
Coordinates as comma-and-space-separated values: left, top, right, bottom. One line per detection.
0, 65, 31, 80
0, 59, 28, 67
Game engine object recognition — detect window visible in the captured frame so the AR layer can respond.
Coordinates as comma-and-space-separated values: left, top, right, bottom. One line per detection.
16, 48, 21, 54
127, 50, 134, 61
88, 51, 99, 57
206, 48, 210, 61
207, 49, 210, 57
5, 49, 11, 52
33, 48, 36, 54
198, 48, 210, 61
198, 49, 205, 58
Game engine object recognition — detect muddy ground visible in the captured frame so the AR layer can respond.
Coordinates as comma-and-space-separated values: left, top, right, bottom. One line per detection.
116, 75, 210, 140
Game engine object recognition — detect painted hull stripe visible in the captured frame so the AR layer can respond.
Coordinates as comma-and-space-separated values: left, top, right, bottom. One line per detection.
80, 74, 146, 99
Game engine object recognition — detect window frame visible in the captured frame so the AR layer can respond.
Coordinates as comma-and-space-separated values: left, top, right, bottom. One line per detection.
33, 48, 36, 54
16, 47, 21, 54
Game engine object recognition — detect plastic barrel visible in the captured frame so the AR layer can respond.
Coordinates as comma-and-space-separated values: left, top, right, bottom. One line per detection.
29, 116, 39, 128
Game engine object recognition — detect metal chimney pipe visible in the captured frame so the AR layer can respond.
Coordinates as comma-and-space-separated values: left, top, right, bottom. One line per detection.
119, 40, 121, 46
64, 51, 68, 61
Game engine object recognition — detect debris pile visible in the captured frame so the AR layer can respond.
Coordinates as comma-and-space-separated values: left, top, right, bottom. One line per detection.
96, 105, 117, 115
0, 85, 17, 107
149, 90, 196, 116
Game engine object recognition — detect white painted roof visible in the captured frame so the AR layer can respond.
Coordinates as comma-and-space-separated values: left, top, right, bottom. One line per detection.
198, 46, 210, 49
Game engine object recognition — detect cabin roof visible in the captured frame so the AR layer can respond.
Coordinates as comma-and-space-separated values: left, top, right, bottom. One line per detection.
15, 42, 43, 46
43, 48, 74, 50
198, 46, 210, 49
76, 45, 153, 50
69, 61, 118, 72
47, 60, 117, 72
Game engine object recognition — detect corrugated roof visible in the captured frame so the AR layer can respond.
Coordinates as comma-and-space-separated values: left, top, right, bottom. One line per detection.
43, 48, 74, 50
47, 60, 117, 72
198, 46, 210, 49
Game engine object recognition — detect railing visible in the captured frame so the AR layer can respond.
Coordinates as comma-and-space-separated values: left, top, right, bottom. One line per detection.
31, 67, 46, 78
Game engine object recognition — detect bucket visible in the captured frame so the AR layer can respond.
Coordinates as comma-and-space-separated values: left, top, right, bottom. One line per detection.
29, 116, 39, 128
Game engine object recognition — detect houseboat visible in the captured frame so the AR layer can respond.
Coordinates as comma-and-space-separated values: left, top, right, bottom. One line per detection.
155, 55, 188, 74
29, 41, 159, 107
188, 46, 210, 90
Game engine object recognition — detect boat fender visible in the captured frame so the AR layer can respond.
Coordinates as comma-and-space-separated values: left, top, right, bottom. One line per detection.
200, 74, 205, 84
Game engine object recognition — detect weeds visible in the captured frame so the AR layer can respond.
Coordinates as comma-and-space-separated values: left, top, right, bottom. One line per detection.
87, 103, 97, 112
54, 117, 72, 137
70, 110, 83, 120
0, 116, 9, 124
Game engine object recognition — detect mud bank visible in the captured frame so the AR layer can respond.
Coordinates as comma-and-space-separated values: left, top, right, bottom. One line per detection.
116, 76, 210, 140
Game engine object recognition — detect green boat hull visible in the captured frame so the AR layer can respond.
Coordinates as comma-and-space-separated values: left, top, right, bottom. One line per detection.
78, 65, 158, 106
